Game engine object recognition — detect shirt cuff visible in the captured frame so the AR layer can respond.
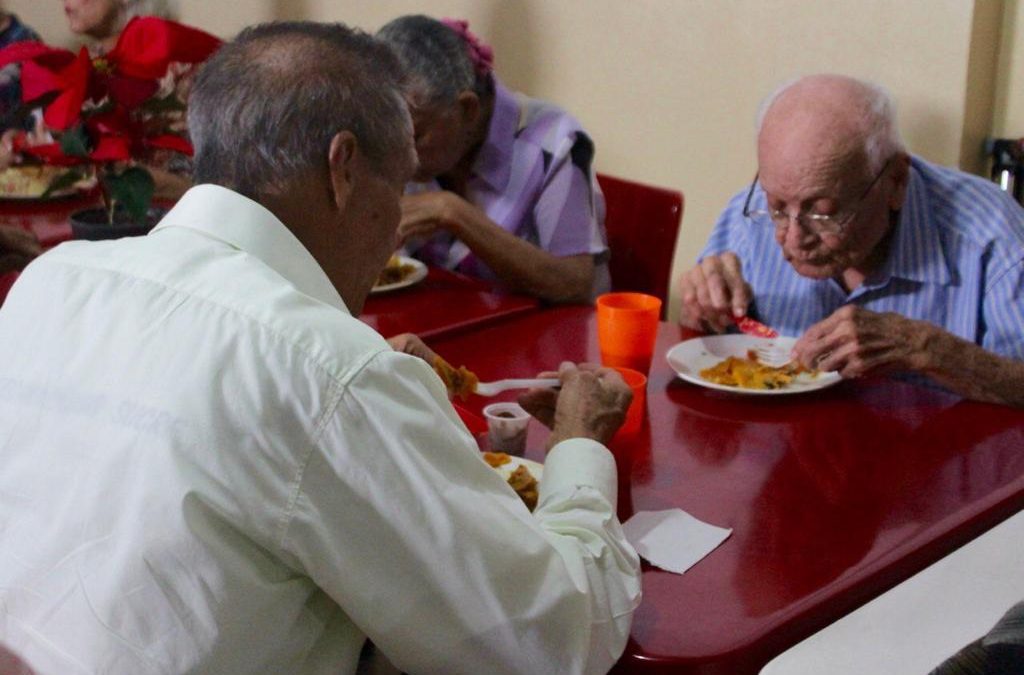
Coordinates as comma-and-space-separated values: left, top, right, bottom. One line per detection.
539, 438, 617, 509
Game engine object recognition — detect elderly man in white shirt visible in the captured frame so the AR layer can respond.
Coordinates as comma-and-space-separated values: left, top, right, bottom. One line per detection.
0, 21, 641, 675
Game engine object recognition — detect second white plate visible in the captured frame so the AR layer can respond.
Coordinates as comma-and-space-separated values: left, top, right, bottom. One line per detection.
666, 334, 842, 395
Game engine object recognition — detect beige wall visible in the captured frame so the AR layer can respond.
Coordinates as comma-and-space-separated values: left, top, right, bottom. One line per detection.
8, 0, 1019, 318
995, 0, 1024, 137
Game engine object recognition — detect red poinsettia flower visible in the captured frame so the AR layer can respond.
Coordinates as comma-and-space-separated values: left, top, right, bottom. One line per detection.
0, 16, 220, 130
106, 17, 223, 80
0, 17, 221, 221
18, 48, 91, 130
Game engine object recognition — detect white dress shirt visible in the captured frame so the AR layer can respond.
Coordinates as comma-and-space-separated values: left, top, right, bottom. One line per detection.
0, 185, 641, 675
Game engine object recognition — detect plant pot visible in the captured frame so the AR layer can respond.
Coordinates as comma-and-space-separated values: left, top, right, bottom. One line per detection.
70, 205, 167, 241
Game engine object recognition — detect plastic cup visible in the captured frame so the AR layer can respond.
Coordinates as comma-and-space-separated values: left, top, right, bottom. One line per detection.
596, 292, 662, 375
611, 366, 647, 438
483, 402, 531, 456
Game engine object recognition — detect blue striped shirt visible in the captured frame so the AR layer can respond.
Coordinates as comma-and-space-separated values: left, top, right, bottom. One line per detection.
701, 156, 1024, 359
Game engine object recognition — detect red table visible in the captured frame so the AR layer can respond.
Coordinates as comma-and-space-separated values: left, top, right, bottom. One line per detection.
1, 200, 540, 339
0, 192, 90, 246
430, 305, 1024, 675
361, 267, 539, 340
1, 194, 87, 303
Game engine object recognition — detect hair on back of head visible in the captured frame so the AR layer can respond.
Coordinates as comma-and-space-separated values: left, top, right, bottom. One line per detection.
377, 14, 491, 107
188, 21, 412, 199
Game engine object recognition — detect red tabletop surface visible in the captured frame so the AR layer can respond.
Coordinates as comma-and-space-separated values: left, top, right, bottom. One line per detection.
430, 305, 1024, 675
360, 267, 539, 340
0, 193, 88, 246
1, 196, 85, 303
1, 200, 540, 339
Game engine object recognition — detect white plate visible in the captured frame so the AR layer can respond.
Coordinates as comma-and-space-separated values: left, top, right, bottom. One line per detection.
370, 256, 427, 294
665, 334, 842, 395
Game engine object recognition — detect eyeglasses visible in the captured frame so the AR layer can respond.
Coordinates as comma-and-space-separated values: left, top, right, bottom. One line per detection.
742, 157, 893, 236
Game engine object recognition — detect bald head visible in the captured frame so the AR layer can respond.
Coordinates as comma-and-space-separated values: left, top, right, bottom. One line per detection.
757, 75, 905, 178
751, 75, 912, 286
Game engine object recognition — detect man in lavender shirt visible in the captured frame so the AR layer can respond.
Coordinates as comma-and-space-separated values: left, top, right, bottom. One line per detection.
378, 15, 609, 304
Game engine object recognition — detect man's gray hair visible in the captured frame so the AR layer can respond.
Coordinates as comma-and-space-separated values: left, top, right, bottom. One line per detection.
756, 76, 907, 173
377, 14, 491, 107
188, 21, 412, 199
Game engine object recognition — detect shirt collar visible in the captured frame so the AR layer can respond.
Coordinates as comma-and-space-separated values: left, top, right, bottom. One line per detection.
874, 158, 951, 287
151, 184, 348, 313
471, 79, 518, 192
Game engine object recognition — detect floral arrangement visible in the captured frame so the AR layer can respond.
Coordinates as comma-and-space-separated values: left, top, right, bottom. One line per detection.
0, 17, 220, 222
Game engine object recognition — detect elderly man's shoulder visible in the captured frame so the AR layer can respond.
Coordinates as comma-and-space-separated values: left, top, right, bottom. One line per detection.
911, 155, 1024, 239
913, 155, 1021, 211
38, 234, 389, 378
514, 92, 592, 153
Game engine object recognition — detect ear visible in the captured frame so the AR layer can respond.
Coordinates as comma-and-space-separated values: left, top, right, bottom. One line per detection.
328, 130, 358, 213
887, 152, 912, 211
456, 91, 481, 127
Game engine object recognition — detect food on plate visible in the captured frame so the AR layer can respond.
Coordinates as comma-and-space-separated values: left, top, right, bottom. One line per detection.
0, 164, 93, 198
433, 356, 478, 400
699, 349, 816, 390
507, 465, 539, 511
484, 452, 539, 511
482, 451, 511, 468
375, 254, 417, 288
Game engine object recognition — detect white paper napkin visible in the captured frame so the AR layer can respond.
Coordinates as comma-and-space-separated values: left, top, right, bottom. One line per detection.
623, 509, 732, 575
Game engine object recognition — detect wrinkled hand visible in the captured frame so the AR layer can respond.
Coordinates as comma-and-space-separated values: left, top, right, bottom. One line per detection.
0, 225, 43, 275
386, 332, 439, 365
678, 252, 753, 332
396, 191, 468, 244
518, 362, 632, 450
793, 305, 934, 378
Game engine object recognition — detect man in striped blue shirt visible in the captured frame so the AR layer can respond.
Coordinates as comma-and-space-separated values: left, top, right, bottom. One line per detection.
679, 74, 1024, 406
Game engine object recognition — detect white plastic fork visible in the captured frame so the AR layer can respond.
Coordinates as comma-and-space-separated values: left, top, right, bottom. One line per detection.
753, 343, 794, 368
474, 378, 560, 397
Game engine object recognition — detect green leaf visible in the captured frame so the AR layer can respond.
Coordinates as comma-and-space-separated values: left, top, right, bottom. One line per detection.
59, 126, 90, 158
103, 167, 155, 223
41, 169, 86, 199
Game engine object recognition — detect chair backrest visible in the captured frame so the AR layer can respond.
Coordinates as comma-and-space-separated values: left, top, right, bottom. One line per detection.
597, 173, 684, 315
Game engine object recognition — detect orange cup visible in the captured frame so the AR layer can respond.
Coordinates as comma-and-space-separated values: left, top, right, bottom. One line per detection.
596, 292, 662, 375
611, 366, 646, 437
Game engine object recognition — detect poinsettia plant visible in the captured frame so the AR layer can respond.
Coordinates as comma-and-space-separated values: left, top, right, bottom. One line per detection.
0, 17, 221, 222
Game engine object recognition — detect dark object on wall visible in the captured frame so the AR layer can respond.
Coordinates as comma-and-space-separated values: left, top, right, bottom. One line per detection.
987, 138, 1024, 205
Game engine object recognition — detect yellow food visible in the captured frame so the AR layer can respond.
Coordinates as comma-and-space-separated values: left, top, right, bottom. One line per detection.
375, 254, 416, 287
0, 165, 73, 198
506, 464, 539, 511
699, 350, 814, 390
432, 356, 479, 400
482, 451, 511, 468
483, 452, 540, 511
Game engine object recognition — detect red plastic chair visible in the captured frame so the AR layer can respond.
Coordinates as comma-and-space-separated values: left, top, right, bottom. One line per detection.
597, 173, 684, 316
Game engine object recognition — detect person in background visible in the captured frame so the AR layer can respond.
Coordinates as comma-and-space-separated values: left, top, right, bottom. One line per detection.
0, 20, 640, 674
63, 0, 192, 199
679, 74, 1024, 407
0, 7, 37, 49
0, 5, 40, 128
63, 0, 176, 54
377, 15, 609, 304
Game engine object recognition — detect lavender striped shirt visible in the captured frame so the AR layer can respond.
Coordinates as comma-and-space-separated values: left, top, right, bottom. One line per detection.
701, 156, 1024, 359
405, 78, 609, 295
